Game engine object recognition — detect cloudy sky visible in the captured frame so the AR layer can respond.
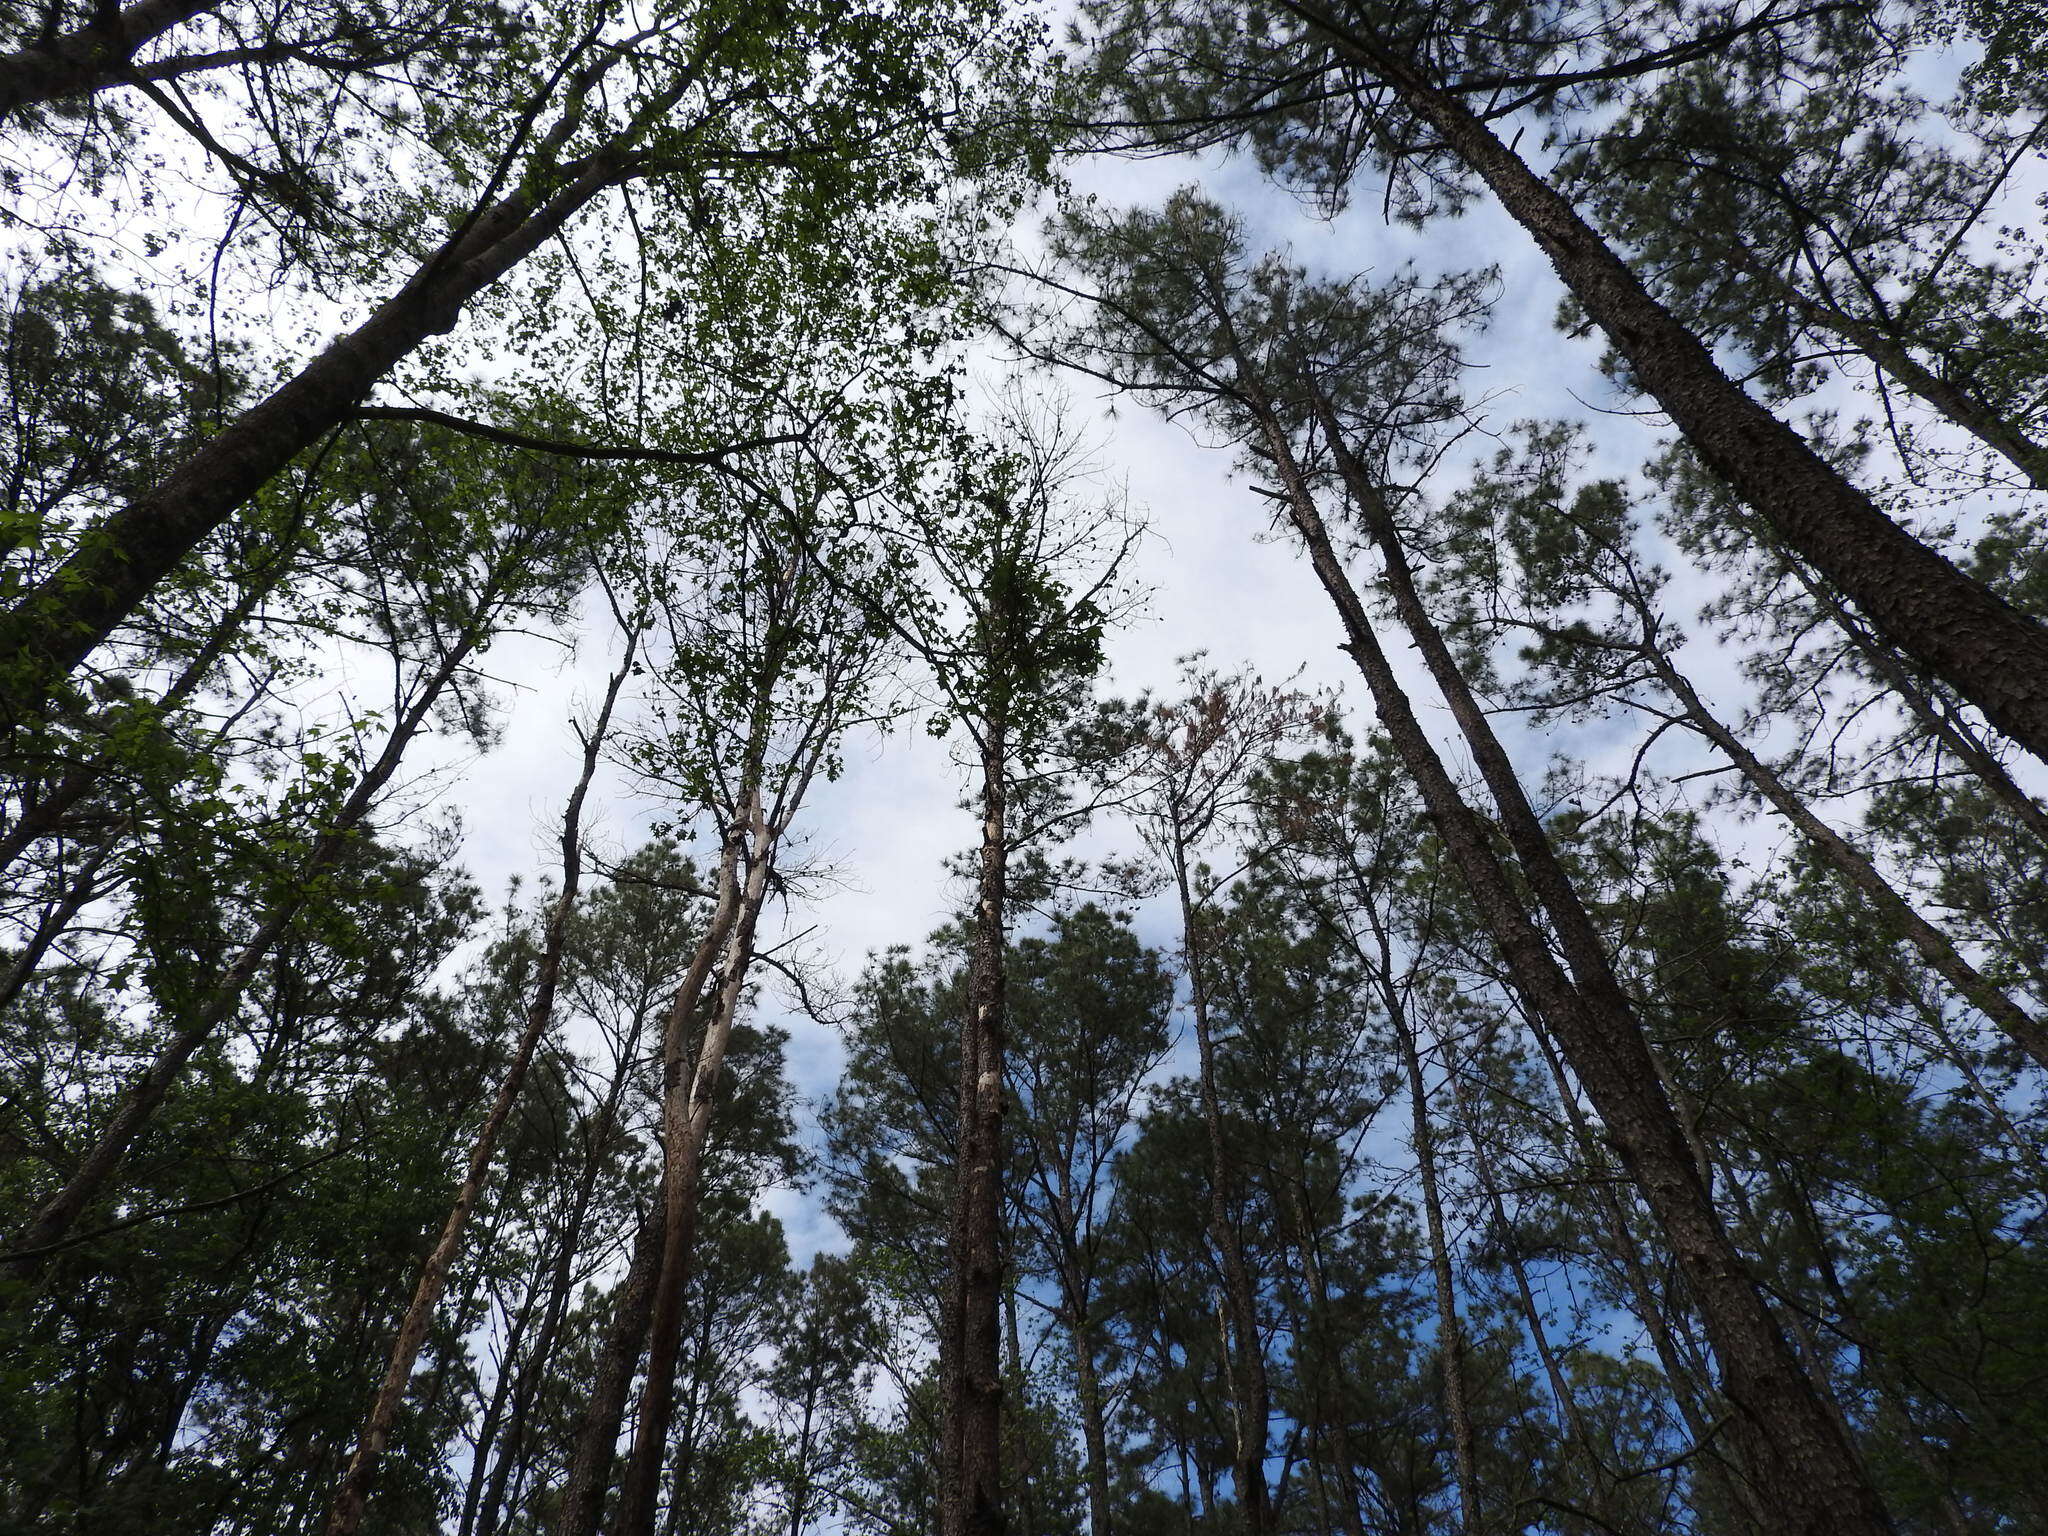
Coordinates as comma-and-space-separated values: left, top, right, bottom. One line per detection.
413, 117, 1775, 1262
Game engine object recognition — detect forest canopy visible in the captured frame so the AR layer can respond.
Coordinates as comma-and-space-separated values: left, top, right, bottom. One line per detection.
1, 3, 2045, 1536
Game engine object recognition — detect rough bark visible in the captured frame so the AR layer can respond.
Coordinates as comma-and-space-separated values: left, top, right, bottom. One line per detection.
939, 729, 1011, 1536
1256, 404, 1891, 1536
320, 630, 637, 1536
1285, 0, 2048, 765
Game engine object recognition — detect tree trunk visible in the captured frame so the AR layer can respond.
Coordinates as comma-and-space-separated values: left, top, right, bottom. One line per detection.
1289, 1, 2048, 765
1772, 550, 2048, 851
0, 143, 632, 728
1442, 1038, 1620, 1520
1638, 634, 2048, 1069
473, 998, 651, 1536
1722, 242, 2048, 490
615, 788, 775, 1536
0, 0, 213, 117
1519, 1015, 1767, 1529
1383, 989, 1481, 1536
1172, 845, 1273, 1536
939, 729, 1011, 1536
1255, 405, 1890, 1536
1068, 1289, 1115, 1536
1278, 1187, 1369, 1536
550, 1200, 668, 1536
319, 630, 636, 1536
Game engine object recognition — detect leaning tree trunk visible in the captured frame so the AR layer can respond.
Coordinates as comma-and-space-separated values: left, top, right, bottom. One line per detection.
615, 788, 776, 1536
1254, 400, 1890, 1536
1286, 1, 2048, 766
1771, 549, 2048, 851
939, 724, 1011, 1536
0, 137, 636, 730
1635, 632, 2048, 1069
320, 631, 637, 1536
0, 0, 214, 118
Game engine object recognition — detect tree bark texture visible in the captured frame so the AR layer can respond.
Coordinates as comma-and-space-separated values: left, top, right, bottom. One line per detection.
939, 732, 1011, 1536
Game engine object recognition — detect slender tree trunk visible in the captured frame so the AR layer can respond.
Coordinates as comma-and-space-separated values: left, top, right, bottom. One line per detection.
320, 630, 637, 1536
0, 0, 213, 117
3, 624, 486, 1263
615, 789, 775, 1536
1171, 847, 1273, 1536
1520, 1007, 1770, 1532
1721, 243, 2048, 489
1383, 993, 1481, 1536
1255, 405, 1890, 1536
1442, 1040, 1619, 1519
939, 727, 1011, 1536
1067, 1286, 1115, 1536
1003, 1268, 1048, 1536
1279, 1187, 1369, 1536
1637, 635, 2048, 1068
1285, 0, 2048, 764
473, 1007, 650, 1536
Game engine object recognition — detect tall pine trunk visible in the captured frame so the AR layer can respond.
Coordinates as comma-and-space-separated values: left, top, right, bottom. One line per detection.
1170, 845, 1274, 1536
1289, 2, 2048, 764
939, 727, 1011, 1536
